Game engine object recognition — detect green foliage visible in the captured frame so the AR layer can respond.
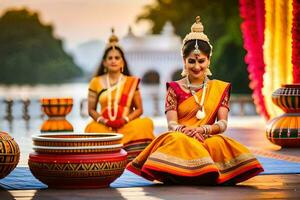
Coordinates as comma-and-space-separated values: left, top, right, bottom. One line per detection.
137, 0, 251, 93
0, 9, 82, 84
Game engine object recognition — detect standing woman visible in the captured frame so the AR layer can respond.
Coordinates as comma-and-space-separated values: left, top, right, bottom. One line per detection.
127, 17, 263, 185
85, 29, 155, 161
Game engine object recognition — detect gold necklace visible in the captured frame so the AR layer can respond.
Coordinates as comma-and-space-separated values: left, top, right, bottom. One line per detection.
187, 76, 208, 119
106, 74, 123, 121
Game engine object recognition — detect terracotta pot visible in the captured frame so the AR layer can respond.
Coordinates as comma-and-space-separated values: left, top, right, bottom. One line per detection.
0, 131, 20, 179
272, 84, 300, 113
266, 84, 300, 147
28, 150, 127, 189
40, 119, 73, 132
40, 98, 73, 132
28, 133, 128, 188
40, 98, 73, 117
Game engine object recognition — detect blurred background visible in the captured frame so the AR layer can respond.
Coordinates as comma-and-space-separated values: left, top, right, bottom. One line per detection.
0, 0, 256, 138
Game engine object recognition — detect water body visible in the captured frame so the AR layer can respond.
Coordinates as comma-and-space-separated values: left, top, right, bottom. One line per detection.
0, 83, 256, 166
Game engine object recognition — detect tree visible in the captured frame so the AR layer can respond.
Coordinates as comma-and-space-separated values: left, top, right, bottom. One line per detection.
137, 0, 251, 93
0, 9, 82, 84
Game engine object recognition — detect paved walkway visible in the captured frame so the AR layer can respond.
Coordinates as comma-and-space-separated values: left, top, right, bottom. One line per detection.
1, 116, 300, 200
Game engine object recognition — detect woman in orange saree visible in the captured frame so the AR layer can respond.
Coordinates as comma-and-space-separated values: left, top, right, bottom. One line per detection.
85, 30, 155, 161
127, 17, 263, 185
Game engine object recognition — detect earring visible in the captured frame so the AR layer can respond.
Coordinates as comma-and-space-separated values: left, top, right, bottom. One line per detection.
205, 67, 212, 76
104, 67, 107, 73
121, 66, 124, 73
181, 68, 187, 77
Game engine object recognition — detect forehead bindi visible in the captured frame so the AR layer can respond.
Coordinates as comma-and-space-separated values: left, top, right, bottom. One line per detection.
187, 53, 207, 60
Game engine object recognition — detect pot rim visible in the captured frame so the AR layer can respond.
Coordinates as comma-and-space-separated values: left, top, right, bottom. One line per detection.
281, 84, 300, 88
32, 143, 122, 150
32, 133, 123, 142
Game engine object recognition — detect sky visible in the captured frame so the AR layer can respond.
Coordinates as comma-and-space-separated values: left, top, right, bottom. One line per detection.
0, 0, 154, 50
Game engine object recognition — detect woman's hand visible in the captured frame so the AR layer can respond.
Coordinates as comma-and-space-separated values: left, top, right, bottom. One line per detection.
181, 127, 205, 142
106, 118, 126, 129
181, 126, 195, 136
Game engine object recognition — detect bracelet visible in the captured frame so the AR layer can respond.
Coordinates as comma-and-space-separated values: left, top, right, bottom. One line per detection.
123, 116, 130, 123
201, 125, 211, 138
168, 120, 179, 131
175, 125, 186, 132
215, 120, 227, 133
201, 126, 207, 135
96, 116, 107, 124
96, 116, 102, 123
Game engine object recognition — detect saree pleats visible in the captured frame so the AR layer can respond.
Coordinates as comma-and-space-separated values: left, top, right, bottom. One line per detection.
128, 132, 263, 185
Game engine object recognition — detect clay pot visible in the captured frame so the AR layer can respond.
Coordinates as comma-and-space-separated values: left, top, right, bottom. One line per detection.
32, 133, 123, 154
40, 98, 73, 117
266, 84, 300, 147
0, 131, 20, 179
28, 133, 128, 189
40, 98, 73, 132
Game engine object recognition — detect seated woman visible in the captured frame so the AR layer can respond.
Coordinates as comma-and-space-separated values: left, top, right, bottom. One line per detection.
127, 17, 263, 185
85, 29, 155, 161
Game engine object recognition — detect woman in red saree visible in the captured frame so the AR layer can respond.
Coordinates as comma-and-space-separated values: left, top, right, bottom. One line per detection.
127, 17, 263, 185
85, 30, 155, 161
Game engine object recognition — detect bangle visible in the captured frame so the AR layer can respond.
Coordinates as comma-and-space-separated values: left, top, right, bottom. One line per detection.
168, 120, 179, 131
215, 120, 227, 133
96, 116, 102, 123
201, 125, 212, 138
201, 126, 207, 135
204, 125, 212, 134
175, 125, 185, 132
96, 116, 107, 124
123, 116, 130, 123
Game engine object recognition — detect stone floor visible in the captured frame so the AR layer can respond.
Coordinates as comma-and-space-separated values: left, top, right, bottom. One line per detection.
1, 116, 300, 200
1, 174, 300, 200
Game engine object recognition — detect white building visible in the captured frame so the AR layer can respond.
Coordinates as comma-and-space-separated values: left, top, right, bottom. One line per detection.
72, 22, 183, 83
121, 22, 182, 82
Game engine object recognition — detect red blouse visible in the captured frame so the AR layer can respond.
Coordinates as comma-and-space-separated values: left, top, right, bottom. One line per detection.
165, 81, 230, 113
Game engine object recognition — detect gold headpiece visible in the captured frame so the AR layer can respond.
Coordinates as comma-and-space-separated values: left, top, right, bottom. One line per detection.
181, 16, 213, 57
106, 28, 121, 50
181, 16, 213, 77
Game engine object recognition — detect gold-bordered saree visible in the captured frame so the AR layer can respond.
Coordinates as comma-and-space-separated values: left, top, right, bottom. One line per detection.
127, 79, 263, 185
85, 75, 155, 161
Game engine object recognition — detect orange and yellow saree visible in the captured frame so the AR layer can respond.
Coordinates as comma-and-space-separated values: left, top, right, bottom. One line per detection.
85, 75, 155, 161
127, 79, 263, 185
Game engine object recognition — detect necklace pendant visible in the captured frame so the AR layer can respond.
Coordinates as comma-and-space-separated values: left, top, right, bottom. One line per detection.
196, 109, 205, 119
